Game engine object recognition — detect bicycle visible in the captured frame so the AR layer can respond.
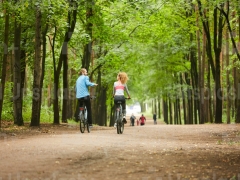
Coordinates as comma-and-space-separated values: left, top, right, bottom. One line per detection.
114, 97, 130, 134
78, 96, 95, 133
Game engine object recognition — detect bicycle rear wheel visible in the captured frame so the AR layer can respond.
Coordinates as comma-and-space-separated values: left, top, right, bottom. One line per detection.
118, 113, 124, 134
115, 110, 120, 134
79, 112, 85, 133
119, 122, 124, 134
86, 121, 90, 133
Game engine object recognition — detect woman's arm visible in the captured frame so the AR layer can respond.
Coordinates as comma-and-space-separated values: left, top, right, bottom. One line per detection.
124, 84, 130, 98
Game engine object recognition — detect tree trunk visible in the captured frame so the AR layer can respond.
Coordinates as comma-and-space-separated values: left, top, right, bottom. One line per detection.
163, 99, 168, 124
13, 13, 23, 126
236, 14, 240, 123
225, 13, 230, 124
197, 0, 215, 80
53, 1, 78, 124
62, 47, 69, 123
82, 0, 93, 70
158, 96, 161, 119
178, 98, 182, 124
180, 74, 187, 124
202, 28, 207, 123
213, 6, 224, 123
31, 5, 42, 126
207, 63, 213, 123
196, 4, 205, 124
0, 8, 9, 127
169, 98, 173, 124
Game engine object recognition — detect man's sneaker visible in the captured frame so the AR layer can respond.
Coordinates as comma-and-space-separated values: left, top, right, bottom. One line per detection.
122, 116, 127, 124
114, 123, 117, 128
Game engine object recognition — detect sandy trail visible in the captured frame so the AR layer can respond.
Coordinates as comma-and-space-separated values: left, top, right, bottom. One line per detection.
0, 121, 240, 180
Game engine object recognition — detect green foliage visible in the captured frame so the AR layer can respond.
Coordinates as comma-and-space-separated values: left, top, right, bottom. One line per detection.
1, 82, 14, 120
2, 0, 238, 125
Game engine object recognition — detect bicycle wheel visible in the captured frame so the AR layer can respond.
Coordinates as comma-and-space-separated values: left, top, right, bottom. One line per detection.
79, 111, 85, 133
86, 121, 90, 133
119, 114, 124, 134
116, 109, 120, 134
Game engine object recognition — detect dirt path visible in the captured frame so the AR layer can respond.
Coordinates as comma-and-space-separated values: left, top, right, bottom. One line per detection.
0, 120, 240, 180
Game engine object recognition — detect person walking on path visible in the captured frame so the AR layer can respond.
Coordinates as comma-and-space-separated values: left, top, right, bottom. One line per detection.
139, 114, 146, 126
153, 112, 157, 124
130, 113, 136, 126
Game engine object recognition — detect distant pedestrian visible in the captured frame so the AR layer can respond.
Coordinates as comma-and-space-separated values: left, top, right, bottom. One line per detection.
139, 114, 146, 126
136, 119, 139, 126
153, 112, 157, 125
130, 113, 136, 126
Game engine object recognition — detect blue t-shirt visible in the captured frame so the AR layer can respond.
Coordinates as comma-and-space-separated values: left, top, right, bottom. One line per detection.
76, 75, 95, 98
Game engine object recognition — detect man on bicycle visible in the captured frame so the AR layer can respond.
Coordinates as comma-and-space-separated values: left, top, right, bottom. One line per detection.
113, 72, 131, 128
76, 68, 97, 128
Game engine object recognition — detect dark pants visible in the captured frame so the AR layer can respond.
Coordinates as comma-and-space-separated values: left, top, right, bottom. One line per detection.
131, 118, 135, 126
78, 96, 92, 125
114, 96, 126, 115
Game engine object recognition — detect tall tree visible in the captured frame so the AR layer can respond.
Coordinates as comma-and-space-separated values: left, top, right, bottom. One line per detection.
53, 0, 78, 124
196, 4, 205, 124
82, 0, 94, 70
0, 1, 9, 127
220, 1, 240, 123
213, 4, 224, 123
13, 0, 24, 126
30, 1, 42, 126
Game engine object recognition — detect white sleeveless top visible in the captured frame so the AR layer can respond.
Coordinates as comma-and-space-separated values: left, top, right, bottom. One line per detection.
113, 82, 130, 96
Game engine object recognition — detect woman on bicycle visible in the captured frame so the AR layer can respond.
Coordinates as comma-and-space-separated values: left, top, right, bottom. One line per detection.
113, 72, 131, 127
76, 68, 97, 128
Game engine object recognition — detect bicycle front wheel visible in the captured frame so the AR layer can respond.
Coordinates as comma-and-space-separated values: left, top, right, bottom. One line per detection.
79, 112, 85, 133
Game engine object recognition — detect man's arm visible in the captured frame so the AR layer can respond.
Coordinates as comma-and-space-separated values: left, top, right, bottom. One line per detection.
85, 76, 96, 86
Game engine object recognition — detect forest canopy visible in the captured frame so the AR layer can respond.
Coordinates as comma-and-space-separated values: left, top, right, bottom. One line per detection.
0, 0, 240, 127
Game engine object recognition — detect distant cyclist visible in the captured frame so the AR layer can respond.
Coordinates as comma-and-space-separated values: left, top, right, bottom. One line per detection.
76, 68, 97, 128
113, 72, 131, 127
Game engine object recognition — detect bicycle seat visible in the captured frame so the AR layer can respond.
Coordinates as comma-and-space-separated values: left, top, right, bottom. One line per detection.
116, 101, 122, 104
79, 107, 84, 111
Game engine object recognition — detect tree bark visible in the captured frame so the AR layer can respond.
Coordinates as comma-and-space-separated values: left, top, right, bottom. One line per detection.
180, 75, 187, 124
0, 7, 9, 127
213, 6, 224, 123
163, 99, 168, 124
82, 0, 94, 70
13, 10, 24, 126
31, 4, 42, 126
196, 4, 205, 124
225, 11, 230, 124
53, 0, 78, 124
158, 96, 161, 119
169, 98, 173, 124
197, 0, 215, 80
